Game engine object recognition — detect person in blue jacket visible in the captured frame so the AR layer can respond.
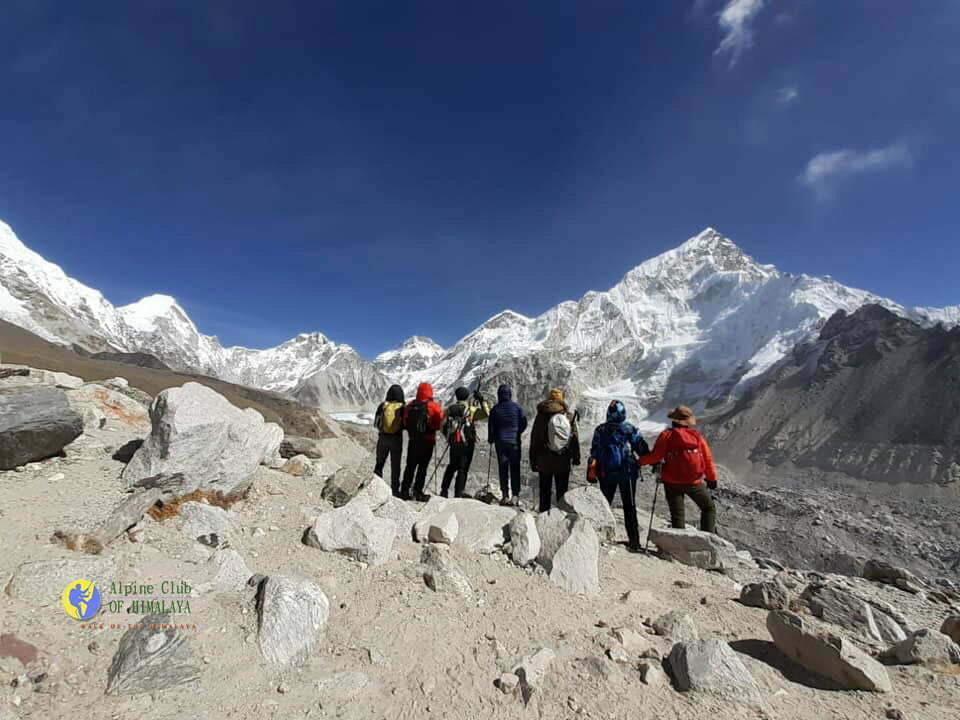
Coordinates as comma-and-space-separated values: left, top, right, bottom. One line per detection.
487, 384, 528, 506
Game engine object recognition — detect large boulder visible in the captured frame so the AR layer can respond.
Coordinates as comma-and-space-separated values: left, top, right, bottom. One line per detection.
880, 629, 960, 666
863, 559, 925, 594
647, 527, 740, 571
373, 496, 419, 541
322, 466, 368, 507
766, 611, 891, 692
66, 384, 150, 432
557, 486, 616, 541
105, 613, 200, 695
667, 639, 762, 704
548, 518, 600, 595
260, 423, 284, 468
257, 576, 330, 666
652, 610, 699, 643
508, 512, 541, 566
740, 581, 791, 610
801, 584, 906, 645
305, 502, 396, 566
535, 508, 576, 572
348, 474, 393, 512
413, 497, 515, 554
0, 386, 83, 469
122, 382, 280, 496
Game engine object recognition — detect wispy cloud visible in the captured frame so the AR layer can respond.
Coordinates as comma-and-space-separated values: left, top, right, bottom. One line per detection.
715, 0, 767, 67
800, 142, 914, 199
777, 85, 799, 105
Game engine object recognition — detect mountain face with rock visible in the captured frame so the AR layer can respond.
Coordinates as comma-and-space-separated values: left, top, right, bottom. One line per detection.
709, 304, 960, 487
3, 219, 958, 418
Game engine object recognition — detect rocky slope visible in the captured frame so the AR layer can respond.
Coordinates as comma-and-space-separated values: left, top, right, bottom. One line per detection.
709, 304, 960, 488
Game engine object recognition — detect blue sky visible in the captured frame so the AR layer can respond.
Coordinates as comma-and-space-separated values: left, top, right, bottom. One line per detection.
1, 1, 958, 357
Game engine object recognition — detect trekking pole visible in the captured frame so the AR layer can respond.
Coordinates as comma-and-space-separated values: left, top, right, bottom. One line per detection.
429, 439, 451, 495
644, 473, 661, 554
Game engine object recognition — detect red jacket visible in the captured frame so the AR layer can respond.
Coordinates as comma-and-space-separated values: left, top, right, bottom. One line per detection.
638, 427, 717, 486
404, 382, 445, 445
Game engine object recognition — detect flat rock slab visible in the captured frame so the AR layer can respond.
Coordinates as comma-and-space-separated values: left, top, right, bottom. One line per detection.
740, 581, 791, 610
647, 526, 740, 571
766, 610, 891, 692
257, 576, 330, 666
122, 382, 280, 496
105, 613, 201, 695
0, 386, 83, 469
414, 497, 515, 554
801, 583, 906, 646
667, 639, 762, 705
557, 486, 616, 541
177, 502, 236, 542
7, 556, 117, 607
880, 629, 960, 666
549, 518, 600, 595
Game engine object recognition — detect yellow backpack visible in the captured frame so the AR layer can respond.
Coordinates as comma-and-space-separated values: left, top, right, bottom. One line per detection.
378, 401, 404, 434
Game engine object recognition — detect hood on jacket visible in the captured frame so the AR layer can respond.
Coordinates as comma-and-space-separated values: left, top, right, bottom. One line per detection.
606, 399, 626, 424
454, 386, 470, 401
497, 384, 512, 403
385, 384, 405, 403
416, 382, 434, 403
537, 399, 568, 415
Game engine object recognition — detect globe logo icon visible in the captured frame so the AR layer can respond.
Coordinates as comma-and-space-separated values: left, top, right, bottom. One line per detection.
61, 579, 102, 620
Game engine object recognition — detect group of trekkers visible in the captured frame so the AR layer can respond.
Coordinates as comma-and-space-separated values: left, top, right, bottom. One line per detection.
373, 381, 717, 551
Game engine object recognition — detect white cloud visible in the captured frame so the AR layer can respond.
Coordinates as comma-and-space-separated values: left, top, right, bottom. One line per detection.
800, 142, 914, 198
777, 85, 799, 104
715, 0, 767, 67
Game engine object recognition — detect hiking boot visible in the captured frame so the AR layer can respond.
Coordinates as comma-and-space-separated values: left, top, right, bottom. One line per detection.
398, 490, 411, 501
413, 492, 431, 503
509, 496, 521, 507
499, 496, 512, 507
626, 544, 643, 554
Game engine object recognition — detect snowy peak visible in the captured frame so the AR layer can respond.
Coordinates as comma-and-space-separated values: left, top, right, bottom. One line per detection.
118, 294, 195, 333
374, 335, 446, 381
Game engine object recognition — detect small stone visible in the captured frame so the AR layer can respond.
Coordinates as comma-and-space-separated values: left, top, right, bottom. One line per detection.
277, 683, 289, 694
886, 710, 905, 720
674, 580, 693, 589
639, 660, 667, 687
87, 641, 100, 654
495, 672, 519, 694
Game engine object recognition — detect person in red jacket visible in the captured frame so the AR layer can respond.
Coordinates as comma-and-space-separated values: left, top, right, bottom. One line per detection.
400, 382, 445, 502
637, 405, 717, 533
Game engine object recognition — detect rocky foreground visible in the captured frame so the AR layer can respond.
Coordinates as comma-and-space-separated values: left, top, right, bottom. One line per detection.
1, 365, 959, 720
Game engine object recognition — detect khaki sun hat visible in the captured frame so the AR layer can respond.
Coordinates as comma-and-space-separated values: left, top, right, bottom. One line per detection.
667, 405, 697, 427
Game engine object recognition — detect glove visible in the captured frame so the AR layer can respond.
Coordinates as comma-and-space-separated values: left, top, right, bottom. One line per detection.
706, 479, 717, 490
572, 458, 581, 467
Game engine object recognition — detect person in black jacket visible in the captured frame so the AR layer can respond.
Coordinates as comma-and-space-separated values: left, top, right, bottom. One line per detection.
487, 384, 528, 506
529, 388, 580, 512
373, 384, 406, 496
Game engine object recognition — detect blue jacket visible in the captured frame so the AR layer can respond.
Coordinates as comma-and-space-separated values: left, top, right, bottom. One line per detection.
487, 385, 527, 447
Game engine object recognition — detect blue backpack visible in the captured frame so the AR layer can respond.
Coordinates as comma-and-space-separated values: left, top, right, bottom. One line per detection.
596, 423, 634, 475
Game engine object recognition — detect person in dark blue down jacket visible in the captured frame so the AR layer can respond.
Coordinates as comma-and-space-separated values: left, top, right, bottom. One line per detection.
488, 384, 528, 506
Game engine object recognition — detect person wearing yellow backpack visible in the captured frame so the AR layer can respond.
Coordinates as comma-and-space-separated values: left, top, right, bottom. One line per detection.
374, 384, 406, 497
440, 386, 491, 498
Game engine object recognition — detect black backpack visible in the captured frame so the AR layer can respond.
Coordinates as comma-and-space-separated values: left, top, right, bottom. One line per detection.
406, 401, 429, 436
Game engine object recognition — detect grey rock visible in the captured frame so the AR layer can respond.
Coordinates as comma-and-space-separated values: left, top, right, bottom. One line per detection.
863, 559, 924, 593
257, 576, 330, 666
348, 474, 393, 512
557, 485, 616, 541
880, 629, 960, 666
508, 512, 541, 566
66, 383, 150, 432
200, 549, 251, 593
667, 639, 762, 704
122, 382, 280, 496
322, 465, 372, 507
373, 496, 419, 540
414, 497, 514, 554
639, 660, 668, 687
105, 613, 200, 695
421, 544, 472, 598
281, 454, 313, 477
513, 647, 555, 705
495, 672, 519, 694
766, 610, 891, 692
280, 435, 324, 459
305, 502, 396, 566
801, 583, 906, 645
740, 581, 791, 610
0, 386, 83, 469
535, 508, 576, 572
652, 610, 699, 643
315, 671, 370, 697
647, 527, 740, 571
177, 502, 236, 542
548, 518, 600, 595
7, 556, 116, 606
426, 509, 459, 544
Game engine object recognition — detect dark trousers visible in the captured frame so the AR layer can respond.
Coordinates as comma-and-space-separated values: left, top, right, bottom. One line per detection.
495, 442, 522, 498
374, 432, 403, 494
402, 438, 434, 497
599, 472, 640, 548
538, 470, 570, 513
441, 442, 475, 497
665, 482, 716, 533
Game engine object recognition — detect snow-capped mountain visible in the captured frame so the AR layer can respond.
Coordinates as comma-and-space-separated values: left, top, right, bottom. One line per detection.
0, 219, 389, 411
2, 218, 957, 418
373, 336, 446, 383
382, 229, 960, 421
